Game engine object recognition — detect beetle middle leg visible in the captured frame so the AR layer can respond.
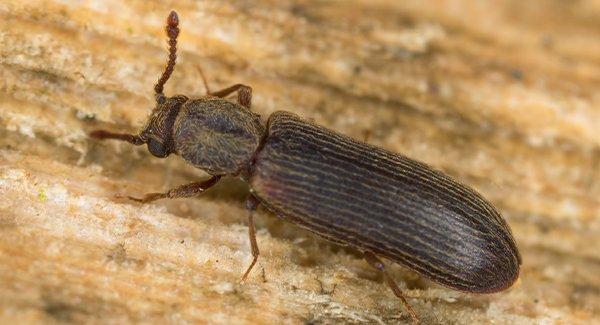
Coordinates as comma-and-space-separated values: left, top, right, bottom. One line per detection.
241, 194, 260, 281
364, 251, 419, 323
125, 175, 222, 203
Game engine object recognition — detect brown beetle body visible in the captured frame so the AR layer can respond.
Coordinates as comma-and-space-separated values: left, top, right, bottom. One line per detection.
90, 11, 521, 322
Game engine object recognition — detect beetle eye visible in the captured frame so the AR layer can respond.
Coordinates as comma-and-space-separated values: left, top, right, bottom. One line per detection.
147, 138, 169, 158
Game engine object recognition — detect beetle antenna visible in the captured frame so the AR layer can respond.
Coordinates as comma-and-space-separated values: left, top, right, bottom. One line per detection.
89, 130, 145, 145
154, 10, 180, 102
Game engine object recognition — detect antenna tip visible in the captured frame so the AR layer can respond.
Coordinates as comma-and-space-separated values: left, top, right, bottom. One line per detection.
167, 11, 179, 27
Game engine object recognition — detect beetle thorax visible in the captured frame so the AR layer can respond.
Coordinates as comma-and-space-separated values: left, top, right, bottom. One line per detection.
173, 97, 265, 175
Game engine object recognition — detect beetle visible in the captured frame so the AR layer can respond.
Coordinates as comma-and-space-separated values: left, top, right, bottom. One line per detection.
90, 11, 521, 322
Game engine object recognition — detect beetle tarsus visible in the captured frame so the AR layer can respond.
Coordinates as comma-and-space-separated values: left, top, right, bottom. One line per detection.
364, 251, 420, 323
241, 194, 260, 281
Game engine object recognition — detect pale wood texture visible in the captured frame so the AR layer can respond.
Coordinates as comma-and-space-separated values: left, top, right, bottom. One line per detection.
1, 0, 599, 324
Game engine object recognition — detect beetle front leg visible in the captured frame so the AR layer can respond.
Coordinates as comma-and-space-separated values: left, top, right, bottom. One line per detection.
125, 175, 221, 203
364, 251, 420, 323
241, 194, 260, 281
210, 84, 252, 109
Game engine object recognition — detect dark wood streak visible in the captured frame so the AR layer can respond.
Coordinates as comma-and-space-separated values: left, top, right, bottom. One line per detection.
250, 111, 521, 293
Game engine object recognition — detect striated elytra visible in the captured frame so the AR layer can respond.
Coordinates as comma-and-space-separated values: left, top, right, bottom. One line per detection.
251, 111, 521, 294
90, 11, 521, 322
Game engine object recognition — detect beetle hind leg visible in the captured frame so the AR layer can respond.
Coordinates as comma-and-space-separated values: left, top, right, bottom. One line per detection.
364, 251, 420, 323
241, 194, 260, 281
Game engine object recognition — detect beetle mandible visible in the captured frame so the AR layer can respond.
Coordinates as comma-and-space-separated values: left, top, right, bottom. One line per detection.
90, 11, 521, 323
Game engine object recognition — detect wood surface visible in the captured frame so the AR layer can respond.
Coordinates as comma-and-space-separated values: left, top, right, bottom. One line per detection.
1, 0, 599, 324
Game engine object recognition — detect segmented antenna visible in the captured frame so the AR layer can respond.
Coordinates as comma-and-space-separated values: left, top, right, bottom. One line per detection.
154, 11, 180, 100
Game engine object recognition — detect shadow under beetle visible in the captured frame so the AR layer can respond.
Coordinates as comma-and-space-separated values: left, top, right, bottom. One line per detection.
90, 11, 521, 323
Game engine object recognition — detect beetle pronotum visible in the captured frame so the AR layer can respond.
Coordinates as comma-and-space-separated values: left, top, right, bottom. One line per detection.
90, 11, 521, 323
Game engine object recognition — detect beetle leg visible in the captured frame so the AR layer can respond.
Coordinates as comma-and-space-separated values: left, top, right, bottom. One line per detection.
125, 175, 221, 203
364, 251, 420, 323
209, 84, 252, 109
241, 194, 260, 281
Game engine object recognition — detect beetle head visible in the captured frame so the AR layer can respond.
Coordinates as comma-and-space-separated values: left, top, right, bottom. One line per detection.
138, 95, 188, 158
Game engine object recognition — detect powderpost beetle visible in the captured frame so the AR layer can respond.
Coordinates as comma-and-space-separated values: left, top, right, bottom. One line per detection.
90, 11, 521, 322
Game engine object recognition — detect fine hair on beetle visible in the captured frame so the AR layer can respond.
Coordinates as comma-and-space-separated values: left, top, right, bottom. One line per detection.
90, 10, 521, 323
